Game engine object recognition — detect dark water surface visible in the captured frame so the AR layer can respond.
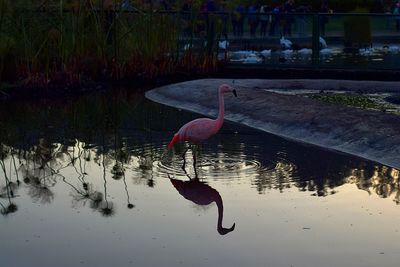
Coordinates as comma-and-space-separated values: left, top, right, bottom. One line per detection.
0, 88, 399, 267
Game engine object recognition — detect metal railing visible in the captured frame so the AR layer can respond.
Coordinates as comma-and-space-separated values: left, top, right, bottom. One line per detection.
1, 10, 400, 79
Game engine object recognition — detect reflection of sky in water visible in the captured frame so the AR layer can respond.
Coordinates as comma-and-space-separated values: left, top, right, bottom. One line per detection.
0, 90, 399, 267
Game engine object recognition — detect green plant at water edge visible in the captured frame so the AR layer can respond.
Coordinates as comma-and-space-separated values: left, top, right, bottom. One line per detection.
309, 93, 390, 112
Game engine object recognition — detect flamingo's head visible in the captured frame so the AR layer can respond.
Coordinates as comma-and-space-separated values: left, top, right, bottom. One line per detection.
218, 223, 236, 235
219, 84, 237, 97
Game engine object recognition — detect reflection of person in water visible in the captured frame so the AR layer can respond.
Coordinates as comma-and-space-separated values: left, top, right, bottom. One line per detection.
169, 175, 235, 235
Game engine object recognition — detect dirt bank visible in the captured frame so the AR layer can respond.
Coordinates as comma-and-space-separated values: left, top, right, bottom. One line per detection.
146, 79, 400, 169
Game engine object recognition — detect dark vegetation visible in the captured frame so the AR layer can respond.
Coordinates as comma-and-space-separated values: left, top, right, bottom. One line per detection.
0, 1, 228, 95
0, 0, 398, 99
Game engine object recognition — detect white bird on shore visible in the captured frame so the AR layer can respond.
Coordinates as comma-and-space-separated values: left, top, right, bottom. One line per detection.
320, 48, 332, 55
219, 40, 229, 50
359, 47, 374, 56
319, 36, 328, 49
297, 48, 312, 55
382, 45, 400, 54
280, 36, 292, 49
232, 50, 254, 57
183, 43, 192, 51
260, 49, 272, 57
230, 50, 258, 62
243, 53, 262, 64
281, 49, 294, 56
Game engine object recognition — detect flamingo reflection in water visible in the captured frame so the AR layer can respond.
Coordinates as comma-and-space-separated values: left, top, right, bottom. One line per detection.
168, 154, 236, 235
169, 175, 236, 235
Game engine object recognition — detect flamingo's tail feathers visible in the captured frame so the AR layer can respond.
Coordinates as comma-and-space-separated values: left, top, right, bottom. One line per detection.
167, 134, 180, 149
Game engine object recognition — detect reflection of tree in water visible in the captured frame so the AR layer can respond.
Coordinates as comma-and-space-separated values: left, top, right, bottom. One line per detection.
138, 153, 155, 188
0, 134, 165, 216
129, 145, 156, 188
111, 162, 125, 180
0, 90, 174, 215
1, 117, 400, 219
250, 147, 400, 202
110, 133, 130, 181
345, 166, 400, 204
253, 159, 297, 194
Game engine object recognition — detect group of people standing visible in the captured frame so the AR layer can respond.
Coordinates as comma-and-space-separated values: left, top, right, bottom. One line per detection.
231, 0, 325, 38
175, 0, 400, 38
393, 1, 400, 32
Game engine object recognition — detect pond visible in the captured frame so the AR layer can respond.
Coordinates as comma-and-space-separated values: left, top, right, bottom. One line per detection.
0, 88, 399, 267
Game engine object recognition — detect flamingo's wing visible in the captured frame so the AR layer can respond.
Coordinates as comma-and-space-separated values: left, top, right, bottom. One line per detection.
180, 118, 216, 143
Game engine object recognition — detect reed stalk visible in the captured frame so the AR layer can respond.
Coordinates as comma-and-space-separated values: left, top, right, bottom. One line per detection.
0, 1, 223, 89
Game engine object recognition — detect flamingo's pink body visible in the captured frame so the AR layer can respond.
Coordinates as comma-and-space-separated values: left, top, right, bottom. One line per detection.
168, 84, 236, 149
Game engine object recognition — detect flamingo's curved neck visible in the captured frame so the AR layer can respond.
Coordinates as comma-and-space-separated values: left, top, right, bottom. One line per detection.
215, 191, 235, 235
215, 90, 225, 130
215, 192, 225, 230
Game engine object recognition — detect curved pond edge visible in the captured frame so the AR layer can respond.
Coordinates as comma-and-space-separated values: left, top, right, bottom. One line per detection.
146, 79, 400, 169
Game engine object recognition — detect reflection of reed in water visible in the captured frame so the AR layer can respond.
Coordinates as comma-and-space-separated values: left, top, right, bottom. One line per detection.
19, 151, 55, 204
123, 170, 135, 209
111, 162, 125, 180
0, 146, 18, 215
26, 177, 55, 204
111, 143, 135, 209
17, 138, 66, 204
100, 154, 115, 217
69, 182, 98, 208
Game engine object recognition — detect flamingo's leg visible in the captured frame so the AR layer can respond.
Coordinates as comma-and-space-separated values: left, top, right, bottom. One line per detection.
193, 148, 198, 178
181, 146, 189, 174
190, 144, 201, 179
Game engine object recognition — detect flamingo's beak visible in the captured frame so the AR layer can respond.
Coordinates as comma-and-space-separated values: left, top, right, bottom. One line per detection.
232, 89, 237, 97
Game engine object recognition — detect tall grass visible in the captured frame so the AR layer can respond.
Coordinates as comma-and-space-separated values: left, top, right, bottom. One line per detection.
0, 1, 223, 89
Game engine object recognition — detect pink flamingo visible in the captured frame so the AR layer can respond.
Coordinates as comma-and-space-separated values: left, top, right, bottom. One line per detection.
167, 84, 237, 149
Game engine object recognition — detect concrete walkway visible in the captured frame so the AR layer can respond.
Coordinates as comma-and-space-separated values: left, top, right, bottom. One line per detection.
146, 79, 400, 169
